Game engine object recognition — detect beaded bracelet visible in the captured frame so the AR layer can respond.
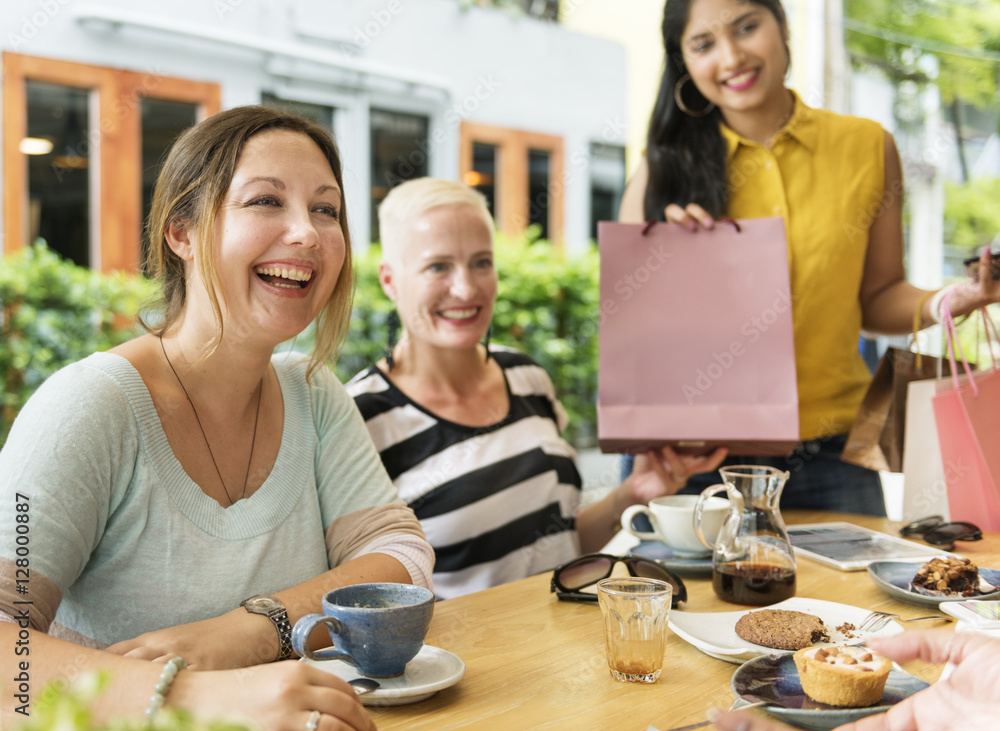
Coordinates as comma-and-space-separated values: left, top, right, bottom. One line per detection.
145, 656, 186, 726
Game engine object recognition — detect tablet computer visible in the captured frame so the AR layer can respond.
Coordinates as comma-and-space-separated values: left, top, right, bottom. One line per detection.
787, 522, 951, 571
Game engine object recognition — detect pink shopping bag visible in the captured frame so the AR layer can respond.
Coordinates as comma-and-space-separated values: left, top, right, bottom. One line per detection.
931, 302, 1000, 530
596, 218, 798, 456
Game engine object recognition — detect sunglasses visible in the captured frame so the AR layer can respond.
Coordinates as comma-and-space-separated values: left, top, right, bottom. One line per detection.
550, 553, 687, 607
962, 251, 1000, 280
899, 515, 982, 551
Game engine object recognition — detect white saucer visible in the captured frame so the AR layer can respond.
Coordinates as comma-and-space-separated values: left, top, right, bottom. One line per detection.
669, 597, 904, 665
300, 645, 465, 706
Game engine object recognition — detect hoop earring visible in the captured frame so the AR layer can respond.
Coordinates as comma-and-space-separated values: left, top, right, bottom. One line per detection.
673, 74, 715, 118
385, 310, 400, 371
482, 325, 492, 363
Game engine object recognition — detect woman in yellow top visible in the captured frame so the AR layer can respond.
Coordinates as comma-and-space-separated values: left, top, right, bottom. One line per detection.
618, 0, 1000, 514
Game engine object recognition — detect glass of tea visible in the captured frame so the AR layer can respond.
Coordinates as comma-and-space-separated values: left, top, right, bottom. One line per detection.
694, 465, 797, 605
597, 577, 672, 683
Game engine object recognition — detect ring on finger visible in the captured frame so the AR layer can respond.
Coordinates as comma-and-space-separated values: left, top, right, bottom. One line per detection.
305, 710, 321, 731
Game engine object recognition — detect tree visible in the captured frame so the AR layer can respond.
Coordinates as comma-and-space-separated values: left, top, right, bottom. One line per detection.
844, 0, 1000, 181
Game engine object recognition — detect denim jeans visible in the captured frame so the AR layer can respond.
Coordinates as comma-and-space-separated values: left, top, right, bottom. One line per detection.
619, 433, 886, 517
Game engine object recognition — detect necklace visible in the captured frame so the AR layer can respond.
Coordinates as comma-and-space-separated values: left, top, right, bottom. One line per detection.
159, 337, 263, 506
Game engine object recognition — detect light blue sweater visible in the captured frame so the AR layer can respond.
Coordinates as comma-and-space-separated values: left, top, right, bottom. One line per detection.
0, 351, 428, 647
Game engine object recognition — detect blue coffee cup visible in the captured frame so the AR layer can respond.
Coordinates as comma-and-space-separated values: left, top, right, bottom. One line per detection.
292, 582, 434, 678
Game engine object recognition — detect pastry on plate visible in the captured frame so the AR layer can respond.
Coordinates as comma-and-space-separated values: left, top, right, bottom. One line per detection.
735, 609, 829, 651
912, 557, 979, 596
793, 645, 891, 707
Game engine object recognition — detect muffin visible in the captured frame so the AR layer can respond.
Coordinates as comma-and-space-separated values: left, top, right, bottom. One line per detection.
793, 646, 891, 707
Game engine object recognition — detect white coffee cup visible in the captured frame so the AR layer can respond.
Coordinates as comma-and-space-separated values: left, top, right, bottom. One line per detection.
620, 495, 730, 556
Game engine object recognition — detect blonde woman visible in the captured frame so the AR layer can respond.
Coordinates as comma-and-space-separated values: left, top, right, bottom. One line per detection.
348, 177, 725, 600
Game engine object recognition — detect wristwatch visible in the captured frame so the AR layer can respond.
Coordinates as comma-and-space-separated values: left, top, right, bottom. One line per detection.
240, 594, 292, 661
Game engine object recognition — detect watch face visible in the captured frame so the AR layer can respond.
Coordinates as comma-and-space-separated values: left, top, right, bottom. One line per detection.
245, 595, 281, 612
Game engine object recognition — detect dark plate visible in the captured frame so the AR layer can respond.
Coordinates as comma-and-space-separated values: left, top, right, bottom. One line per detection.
867, 561, 1000, 607
628, 540, 713, 577
731, 653, 928, 731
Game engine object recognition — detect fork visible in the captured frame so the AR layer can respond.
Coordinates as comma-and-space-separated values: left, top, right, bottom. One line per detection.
858, 611, 953, 633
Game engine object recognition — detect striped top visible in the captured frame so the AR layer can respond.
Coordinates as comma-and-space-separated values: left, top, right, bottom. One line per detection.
347, 348, 582, 600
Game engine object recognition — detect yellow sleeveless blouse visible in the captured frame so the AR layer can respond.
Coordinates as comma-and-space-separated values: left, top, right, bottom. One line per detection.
720, 94, 885, 440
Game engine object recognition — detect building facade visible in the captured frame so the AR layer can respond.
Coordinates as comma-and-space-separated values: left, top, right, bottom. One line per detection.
2, 0, 628, 272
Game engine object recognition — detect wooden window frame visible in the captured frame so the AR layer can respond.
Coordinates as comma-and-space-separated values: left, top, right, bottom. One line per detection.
3, 52, 220, 272
460, 121, 564, 245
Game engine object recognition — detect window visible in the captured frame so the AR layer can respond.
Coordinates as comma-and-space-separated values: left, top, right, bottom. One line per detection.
469, 142, 499, 218
460, 122, 564, 243
261, 93, 335, 131
589, 142, 626, 240
25, 81, 91, 268
3, 53, 220, 272
369, 109, 430, 242
527, 149, 551, 240
140, 99, 198, 272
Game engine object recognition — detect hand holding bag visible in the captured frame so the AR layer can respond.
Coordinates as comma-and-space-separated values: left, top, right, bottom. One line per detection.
596, 218, 798, 455
931, 297, 1000, 530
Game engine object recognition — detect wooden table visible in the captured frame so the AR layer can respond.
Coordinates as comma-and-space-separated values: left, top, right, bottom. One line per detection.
369, 511, 1000, 730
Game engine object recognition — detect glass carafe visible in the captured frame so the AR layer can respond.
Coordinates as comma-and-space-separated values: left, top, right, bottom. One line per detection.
694, 465, 796, 605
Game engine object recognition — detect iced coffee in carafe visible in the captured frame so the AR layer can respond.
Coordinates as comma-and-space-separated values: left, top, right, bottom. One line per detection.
694, 465, 797, 606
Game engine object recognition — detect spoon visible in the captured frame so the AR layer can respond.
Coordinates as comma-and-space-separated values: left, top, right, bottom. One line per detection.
349, 678, 381, 695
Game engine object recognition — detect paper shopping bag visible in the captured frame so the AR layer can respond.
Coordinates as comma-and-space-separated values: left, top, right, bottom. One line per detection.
931, 303, 1000, 530
900, 379, 950, 522
842, 348, 954, 473
596, 218, 798, 456
932, 367, 1000, 530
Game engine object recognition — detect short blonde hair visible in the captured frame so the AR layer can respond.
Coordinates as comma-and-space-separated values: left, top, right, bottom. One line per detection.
378, 178, 493, 266
145, 105, 354, 379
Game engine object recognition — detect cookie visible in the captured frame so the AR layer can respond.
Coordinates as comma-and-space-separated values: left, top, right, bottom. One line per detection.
735, 608, 829, 650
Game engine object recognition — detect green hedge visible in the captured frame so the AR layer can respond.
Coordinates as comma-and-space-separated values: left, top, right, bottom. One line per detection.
0, 244, 156, 444
1, 235, 601, 448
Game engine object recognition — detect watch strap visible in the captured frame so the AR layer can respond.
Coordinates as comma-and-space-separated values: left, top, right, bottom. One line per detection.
241, 596, 292, 661
269, 606, 293, 661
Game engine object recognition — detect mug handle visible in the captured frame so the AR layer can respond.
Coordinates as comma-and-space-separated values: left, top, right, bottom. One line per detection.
291, 614, 353, 663
620, 504, 659, 540
694, 483, 728, 549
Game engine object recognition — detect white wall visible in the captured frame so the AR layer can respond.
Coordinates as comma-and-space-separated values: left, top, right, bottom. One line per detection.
2, 0, 626, 254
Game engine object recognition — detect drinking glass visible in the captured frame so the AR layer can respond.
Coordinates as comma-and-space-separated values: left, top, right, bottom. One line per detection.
597, 577, 672, 683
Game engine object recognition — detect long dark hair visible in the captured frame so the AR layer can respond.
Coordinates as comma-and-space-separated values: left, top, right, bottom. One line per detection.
644, 0, 787, 220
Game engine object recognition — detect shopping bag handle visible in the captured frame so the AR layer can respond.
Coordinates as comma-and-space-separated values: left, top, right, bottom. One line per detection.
641, 217, 742, 236
941, 290, 978, 396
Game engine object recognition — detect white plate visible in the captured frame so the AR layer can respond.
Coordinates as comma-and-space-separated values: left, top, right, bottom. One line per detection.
300, 645, 465, 706
668, 597, 904, 665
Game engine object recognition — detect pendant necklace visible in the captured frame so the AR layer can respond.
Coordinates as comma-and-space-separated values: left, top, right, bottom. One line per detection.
160, 337, 263, 506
